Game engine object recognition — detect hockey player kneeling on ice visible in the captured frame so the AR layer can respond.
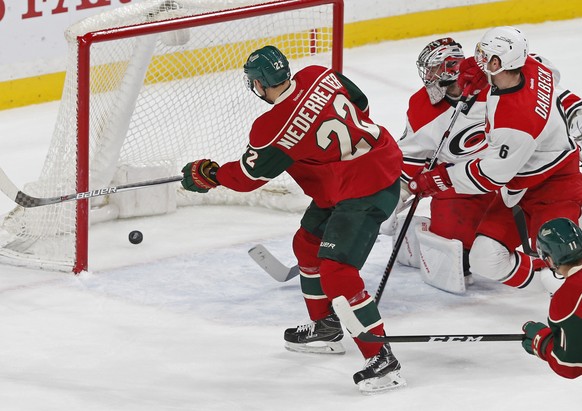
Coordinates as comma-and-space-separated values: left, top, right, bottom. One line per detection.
180, 45, 406, 394
521, 218, 582, 379
409, 27, 582, 291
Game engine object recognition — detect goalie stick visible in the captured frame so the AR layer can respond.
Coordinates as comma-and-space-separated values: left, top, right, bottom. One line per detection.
0, 167, 182, 208
331, 296, 523, 343
247, 198, 416, 282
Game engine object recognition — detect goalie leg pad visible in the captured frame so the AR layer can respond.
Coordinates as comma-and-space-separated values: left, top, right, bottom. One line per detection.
416, 224, 466, 294
394, 215, 431, 268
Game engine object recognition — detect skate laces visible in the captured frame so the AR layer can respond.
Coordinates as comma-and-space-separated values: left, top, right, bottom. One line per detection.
296, 321, 316, 336
365, 353, 382, 368
366, 346, 394, 369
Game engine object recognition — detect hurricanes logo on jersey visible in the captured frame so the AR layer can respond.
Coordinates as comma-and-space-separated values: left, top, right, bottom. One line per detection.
448, 122, 488, 156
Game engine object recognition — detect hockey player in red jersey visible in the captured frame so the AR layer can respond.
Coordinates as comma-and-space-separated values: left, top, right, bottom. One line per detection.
408, 26, 582, 290
388, 37, 494, 293
180, 46, 405, 394
522, 218, 582, 379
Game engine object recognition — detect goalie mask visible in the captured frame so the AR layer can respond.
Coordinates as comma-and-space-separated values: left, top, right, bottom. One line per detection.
416, 38, 464, 104
244, 45, 291, 100
536, 217, 582, 271
474, 26, 528, 78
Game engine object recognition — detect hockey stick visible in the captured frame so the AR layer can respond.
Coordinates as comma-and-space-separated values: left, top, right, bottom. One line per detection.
247, 197, 417, 282
331, 296, 523, 343
374, 92, 471, 305
365, 333, 524, 343
0, 167, 182, 208
512, 205, 538, 257
248, 244, 300, 282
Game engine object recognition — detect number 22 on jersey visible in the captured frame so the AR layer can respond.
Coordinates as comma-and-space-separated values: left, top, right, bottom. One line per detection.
316, 94, 381, 160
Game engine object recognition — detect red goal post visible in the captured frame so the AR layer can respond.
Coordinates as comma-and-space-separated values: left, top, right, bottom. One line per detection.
0, 0, 344, 273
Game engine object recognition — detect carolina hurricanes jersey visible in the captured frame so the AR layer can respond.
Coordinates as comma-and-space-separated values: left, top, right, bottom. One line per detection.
447, 56, 582, 205
542, 268, 582, 379
399, 87, 488, 182
217, 66, 403, 208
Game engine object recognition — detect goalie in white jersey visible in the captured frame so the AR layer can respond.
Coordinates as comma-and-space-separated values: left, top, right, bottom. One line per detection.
409, 26, 582, 291
387, 37, 494, 293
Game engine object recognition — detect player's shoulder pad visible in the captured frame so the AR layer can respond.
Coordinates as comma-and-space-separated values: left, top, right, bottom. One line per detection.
549, 272, 582, 322
407, 88, 450, 132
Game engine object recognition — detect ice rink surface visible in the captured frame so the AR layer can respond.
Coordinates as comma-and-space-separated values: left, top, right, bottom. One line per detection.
1, 18, 582, 411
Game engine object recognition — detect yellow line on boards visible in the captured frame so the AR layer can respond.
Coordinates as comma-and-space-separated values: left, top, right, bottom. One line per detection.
1, 0, 581, 110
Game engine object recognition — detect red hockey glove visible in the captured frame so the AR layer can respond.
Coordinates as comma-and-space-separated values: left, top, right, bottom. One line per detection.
181, 159, 220, 193
522, 321, 553, 360
458, 57, 488, 96
408, 163, 452, 197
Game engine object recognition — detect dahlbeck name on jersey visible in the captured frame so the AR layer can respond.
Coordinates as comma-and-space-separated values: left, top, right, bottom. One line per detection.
535, 66, 553, 120
277, 72, 343, 150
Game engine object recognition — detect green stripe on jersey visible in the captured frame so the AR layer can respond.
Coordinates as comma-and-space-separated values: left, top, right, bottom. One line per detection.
242, 145, 294, 180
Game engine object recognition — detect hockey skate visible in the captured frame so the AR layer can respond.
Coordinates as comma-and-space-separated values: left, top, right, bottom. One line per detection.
353, 343, 406, 394
284, 313, 345, 354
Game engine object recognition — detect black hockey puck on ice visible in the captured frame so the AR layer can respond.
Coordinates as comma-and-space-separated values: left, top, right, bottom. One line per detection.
129, 230, 143, 244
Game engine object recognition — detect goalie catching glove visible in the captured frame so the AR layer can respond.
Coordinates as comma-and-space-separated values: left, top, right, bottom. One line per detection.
181, 159, 220, 193
408, 163, 452, 197
522, 321, 553, 359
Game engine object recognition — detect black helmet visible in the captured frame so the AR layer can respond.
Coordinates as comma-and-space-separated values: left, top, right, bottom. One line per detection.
537, 217, 582, 268
244, 45, 290, 94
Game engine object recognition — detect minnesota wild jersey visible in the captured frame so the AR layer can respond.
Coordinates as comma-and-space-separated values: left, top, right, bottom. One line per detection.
542, 269, 582, 379
217, 65, 402, 208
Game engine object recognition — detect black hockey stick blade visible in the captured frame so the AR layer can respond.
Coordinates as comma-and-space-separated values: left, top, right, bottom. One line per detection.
248, 244, 299, 282
512, 205, 538, 257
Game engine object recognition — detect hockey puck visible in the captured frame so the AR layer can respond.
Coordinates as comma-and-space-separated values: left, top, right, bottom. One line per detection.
129, 230, 143, 244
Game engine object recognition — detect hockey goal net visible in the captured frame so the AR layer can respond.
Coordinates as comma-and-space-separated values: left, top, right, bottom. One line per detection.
0, 0, 343, 273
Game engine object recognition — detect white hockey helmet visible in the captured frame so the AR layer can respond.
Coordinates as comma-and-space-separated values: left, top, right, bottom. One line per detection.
416, 37, 465, 104
474, 26, 528, 76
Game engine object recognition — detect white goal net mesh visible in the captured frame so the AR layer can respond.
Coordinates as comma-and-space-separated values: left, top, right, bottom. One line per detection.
0, 0, 339, 271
